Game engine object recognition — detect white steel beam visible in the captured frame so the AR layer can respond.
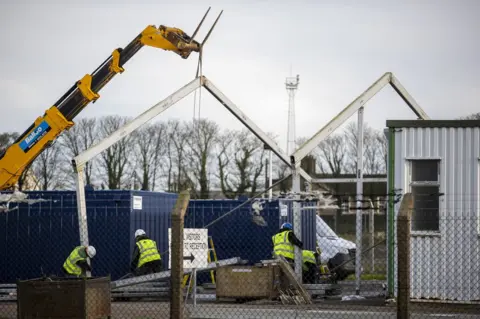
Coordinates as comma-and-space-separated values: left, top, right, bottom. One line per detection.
75, 169, 92, 277
74, 75, 312, 182
203, 78, 312, 183
312, 177, 387, 183
291, 72, 430, 165
390, 74, 430, 120
72, 77, 202, 254
73, 77, 204, 170
73, 75, 314, 248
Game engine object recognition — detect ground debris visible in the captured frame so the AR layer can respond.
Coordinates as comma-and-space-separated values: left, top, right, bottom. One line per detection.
278, 288, 309, 305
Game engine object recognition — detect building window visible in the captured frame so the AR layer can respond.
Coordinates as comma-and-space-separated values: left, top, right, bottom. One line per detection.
408, 159, 441, 232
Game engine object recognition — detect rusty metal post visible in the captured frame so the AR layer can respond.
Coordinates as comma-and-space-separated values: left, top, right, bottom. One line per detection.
170, 190, 191, 319
397, 193, 413, 319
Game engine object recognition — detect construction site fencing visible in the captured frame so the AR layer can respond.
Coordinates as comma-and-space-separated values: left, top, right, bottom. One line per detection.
0, 192, 479, 318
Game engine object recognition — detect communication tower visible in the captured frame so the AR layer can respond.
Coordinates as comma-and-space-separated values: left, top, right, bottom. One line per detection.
286, 74, 300, 155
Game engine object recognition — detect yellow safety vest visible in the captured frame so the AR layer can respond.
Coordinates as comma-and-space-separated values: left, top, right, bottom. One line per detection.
302, 250, 316, 271
271, 230, 294, 260
303, 250, 317, 265
136, 239, 161, 268
63, 246, 87, 276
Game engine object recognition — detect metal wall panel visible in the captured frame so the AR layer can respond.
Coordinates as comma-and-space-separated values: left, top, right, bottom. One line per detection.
129, 190, 178, 272
390, 126, 480, 301
86, 190, 132, 280
0, 190, 177, 283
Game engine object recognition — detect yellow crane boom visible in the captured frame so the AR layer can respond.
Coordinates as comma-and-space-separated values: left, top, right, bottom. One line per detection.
0, 8, 222, 190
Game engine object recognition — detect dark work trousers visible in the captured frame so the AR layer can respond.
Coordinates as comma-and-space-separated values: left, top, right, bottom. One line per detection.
62, 266, 82, 278
302, 263, 317, 284
134, 260, 162, 276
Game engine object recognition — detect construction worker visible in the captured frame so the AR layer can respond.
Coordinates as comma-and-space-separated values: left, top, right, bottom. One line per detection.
130, 229, 162, 276
62, 245, 96, 278
302, 249, 319, 284
271, 222, 303, 267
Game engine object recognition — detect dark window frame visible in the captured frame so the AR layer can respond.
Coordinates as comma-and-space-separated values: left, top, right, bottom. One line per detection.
407, 159, 441, 233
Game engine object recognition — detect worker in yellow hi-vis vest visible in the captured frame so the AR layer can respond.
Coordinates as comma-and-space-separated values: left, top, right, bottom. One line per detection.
302, 250, 319, 284
130, 229, 162, 276
271, 222, 303, 268
62, 245, 96, 277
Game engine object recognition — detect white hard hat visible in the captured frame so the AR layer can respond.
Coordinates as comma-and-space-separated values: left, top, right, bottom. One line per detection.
135, 229, 146, 238
86, 246, 96, 258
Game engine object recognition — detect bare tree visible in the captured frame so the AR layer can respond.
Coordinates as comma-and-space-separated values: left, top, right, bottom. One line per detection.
131, 122, 168, 191
32, 142, 65, 190
164, 121, 175, 192
184, 119, 219, 199
459, 112, 480, 120
0, 132, 39, 191
343, 122, 385, 174
376, 130, 388, 173
97, 115, 133, 189
0, 132, 19, 154
273, 160, 291, 193
363, 129, 384, 174
315, 134, 349, 175
60, 118, 99, 187
294, 134, 350, 175
165, 119, 193, 192
217, 129, 266, 198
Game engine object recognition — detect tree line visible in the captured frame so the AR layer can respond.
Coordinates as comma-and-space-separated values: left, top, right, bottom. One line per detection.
2, 112, 477, 198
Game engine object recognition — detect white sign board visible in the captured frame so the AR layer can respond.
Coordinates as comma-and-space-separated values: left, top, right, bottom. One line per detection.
168, 228, 208, 269
280, 203, 288, 217
133, 196, 142, 210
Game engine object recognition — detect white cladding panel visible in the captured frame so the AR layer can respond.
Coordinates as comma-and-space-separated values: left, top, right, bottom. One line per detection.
391, 126, 480, 301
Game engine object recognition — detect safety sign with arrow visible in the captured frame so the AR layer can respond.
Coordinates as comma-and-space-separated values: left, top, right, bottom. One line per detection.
168, 228, 208, 268
183, 252, 195, 262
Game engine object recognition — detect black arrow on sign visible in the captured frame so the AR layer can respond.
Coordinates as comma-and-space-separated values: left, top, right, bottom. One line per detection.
183, 253, 195, 262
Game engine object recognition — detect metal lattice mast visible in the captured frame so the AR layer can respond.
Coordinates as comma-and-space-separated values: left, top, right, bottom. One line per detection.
286, 74, 299, 155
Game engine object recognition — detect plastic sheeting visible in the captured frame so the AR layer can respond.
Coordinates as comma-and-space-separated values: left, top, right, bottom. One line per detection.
0, 191, 48, 213
316, 215, 355, 263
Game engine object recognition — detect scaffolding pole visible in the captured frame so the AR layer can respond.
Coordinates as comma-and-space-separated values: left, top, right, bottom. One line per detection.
355, 107, 364, 295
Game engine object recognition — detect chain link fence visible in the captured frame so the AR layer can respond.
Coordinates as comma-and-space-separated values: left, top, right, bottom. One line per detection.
0, 191, 479, 318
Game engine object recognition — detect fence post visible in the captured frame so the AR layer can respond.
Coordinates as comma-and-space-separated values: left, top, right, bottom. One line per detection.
170, 190, 191, 319
397, 193, 413, 319
369, 199, 375, 273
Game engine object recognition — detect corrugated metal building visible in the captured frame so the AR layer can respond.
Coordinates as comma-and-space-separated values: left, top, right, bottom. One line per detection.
0, 190, 178, 283
386, 120, 480, 301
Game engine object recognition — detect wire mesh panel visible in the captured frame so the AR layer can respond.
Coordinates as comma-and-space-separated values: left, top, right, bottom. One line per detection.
391, 193, 480, 318
2, 190, 480, 318
0, 190, 177, 318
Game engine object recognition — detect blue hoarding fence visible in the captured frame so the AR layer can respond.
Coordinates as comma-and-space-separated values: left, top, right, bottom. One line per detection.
0, 190, 177, 283
0, 190, 317, 285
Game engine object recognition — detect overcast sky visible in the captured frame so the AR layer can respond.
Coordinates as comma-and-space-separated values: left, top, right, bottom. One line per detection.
1, 0, 479, 152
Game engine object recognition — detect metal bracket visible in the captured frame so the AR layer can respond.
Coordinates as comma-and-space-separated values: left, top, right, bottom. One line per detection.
109, 49, 125, 74
77, 74, 100, 102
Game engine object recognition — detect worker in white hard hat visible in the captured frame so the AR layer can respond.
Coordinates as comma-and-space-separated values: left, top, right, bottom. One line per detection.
130, 229, 162, 276
62, 245, 96, 277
